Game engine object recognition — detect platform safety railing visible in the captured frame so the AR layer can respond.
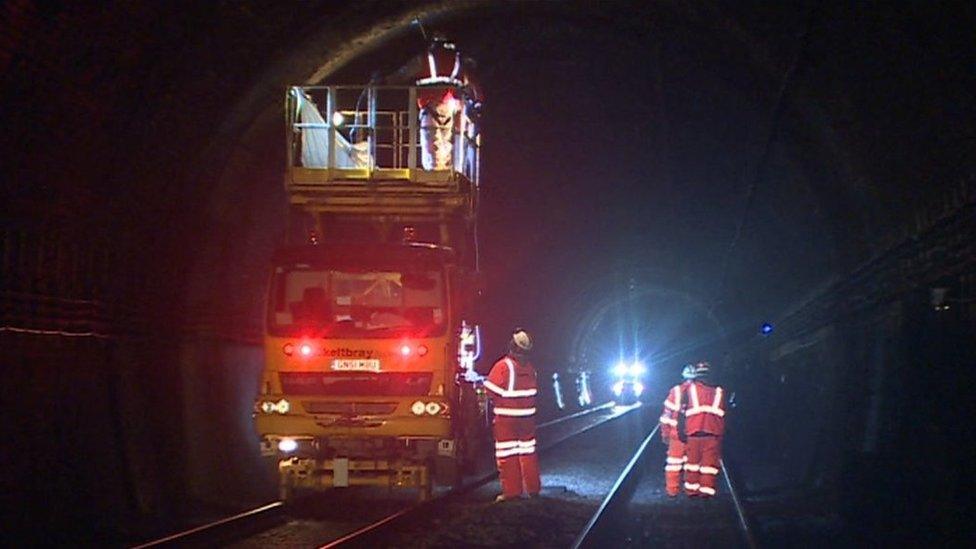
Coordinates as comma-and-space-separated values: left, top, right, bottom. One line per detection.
285, 85, 480, 185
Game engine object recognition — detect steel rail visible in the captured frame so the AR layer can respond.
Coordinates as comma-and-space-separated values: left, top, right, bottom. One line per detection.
722, 459, 759, 549
320, 403, 635, 548
537, 401, 615, 429
572, 430, 758, 549
571, 424, 659, 549
130, 501, 285, 548
130, 404, 620, 548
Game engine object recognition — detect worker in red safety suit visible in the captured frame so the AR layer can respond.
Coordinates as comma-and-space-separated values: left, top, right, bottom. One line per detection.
483, 328, 540, 502
660, 364, 697, 496
677, 361, 727, 498
415, 36, 465, 170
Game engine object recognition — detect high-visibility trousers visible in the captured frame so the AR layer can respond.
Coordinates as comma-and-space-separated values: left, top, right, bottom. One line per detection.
684, 434, 722, 497
665, 438, 687, 496
493, 416, 540, 499
419, 103, 455, 170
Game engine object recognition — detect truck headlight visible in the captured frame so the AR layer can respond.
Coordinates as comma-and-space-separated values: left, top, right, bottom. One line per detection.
274, 399, 290, 414
278, 438, 298, 453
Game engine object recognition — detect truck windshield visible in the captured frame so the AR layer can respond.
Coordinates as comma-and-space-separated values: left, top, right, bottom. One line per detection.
268, 267, 446, 338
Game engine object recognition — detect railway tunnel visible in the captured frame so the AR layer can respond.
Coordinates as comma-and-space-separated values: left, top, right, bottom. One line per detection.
2, 1, 973, 546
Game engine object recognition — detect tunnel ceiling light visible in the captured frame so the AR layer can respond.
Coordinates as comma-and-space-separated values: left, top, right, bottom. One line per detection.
760, 322, 773, 335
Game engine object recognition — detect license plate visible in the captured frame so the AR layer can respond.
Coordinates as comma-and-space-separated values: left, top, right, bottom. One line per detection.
331, 359, 381, 372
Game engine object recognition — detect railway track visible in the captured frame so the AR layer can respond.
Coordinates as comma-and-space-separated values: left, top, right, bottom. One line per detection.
571, 426, 758, 548
132, 402, 626, 548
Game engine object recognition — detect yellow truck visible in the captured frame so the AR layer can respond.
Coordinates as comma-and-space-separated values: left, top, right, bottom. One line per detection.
254, 84, 486, 500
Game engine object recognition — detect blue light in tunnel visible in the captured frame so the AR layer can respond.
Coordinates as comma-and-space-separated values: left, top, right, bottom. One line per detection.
761, 322, 774, 335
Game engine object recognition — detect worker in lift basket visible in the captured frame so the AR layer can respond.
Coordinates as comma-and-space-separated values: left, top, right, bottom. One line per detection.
483, 328, 541, 502
416, 36, 464, 170
677, 361, 728, 498
659, 364, 697, 497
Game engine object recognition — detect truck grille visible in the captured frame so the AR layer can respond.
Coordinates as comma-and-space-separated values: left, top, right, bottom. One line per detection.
280, 372, 433, 396
303, 401, 398, 416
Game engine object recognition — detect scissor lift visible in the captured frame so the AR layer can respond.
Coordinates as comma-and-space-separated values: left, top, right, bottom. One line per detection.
284, 85, 480, 262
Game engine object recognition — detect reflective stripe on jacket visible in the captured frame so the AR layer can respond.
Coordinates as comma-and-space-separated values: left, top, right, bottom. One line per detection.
660, 381, 691, 438
485, 355, 537, 417
683, 381, 726, 436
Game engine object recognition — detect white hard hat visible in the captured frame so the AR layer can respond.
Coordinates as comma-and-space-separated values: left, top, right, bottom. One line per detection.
511, 328, 533, 352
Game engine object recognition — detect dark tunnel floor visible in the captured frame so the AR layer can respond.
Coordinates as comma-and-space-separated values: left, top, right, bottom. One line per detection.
229, 403, 642, 547
375, 404, 655, 548
626, 443, 849, 548
179, 400, 854, 548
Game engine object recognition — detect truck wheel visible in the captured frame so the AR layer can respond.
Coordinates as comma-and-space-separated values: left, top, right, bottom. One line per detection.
419, 463, 434, 502
435, 455, 462, 489
279, 474, 295, 505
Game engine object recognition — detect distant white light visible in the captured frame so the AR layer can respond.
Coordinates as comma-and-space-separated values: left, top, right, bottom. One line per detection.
332, 111, 345, 126
613, 362, 628, 378
278, 438, 298, 453
630, 362, 646, 377
612, 381, 624, 397
633, 381, 644, 397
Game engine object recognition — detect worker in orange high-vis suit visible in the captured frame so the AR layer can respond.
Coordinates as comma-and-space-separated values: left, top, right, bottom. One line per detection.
415, 35, 464, 170
483, 328, 540, 502
659, 364, 697, 497
678, 361, 727, 498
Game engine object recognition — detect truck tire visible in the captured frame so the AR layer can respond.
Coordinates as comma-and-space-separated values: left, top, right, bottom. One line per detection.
419, 458, 435, 501
279, 477, 294, 505
435, 455, 462, 489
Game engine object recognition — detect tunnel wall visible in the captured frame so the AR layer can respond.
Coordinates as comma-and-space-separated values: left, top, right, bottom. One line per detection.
721, 189, 976, 543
